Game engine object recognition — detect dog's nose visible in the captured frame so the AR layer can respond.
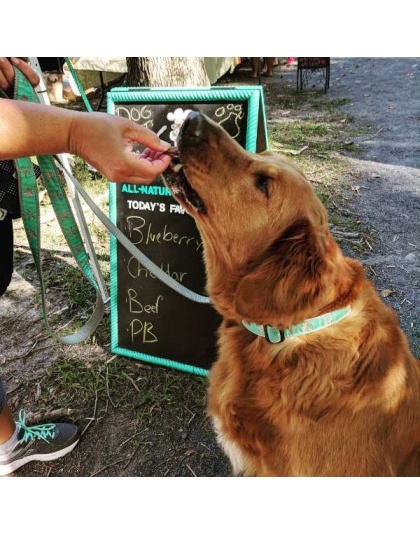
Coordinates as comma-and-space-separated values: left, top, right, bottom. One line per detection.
181, 111, 208, 140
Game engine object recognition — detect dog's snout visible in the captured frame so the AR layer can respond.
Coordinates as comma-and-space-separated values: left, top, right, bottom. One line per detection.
181, 111, 208, 140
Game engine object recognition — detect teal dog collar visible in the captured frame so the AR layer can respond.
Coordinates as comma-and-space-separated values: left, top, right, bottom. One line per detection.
242, 306, 351, 344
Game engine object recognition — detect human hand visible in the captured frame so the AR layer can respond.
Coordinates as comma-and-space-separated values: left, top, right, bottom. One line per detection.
69, 112, 172, 184
0, 57, 40, 96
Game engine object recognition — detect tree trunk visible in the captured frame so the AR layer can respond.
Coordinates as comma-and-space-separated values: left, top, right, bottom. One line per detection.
126, 57, 209, 87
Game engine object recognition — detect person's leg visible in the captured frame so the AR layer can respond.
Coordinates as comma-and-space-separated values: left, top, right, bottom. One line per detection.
262, 57, 278, 73
0, 215, 14, 297
250, 57, 260, 77
0, 378, 15, 444
0, 405, 16, 444
0, 215, 18, 443
261, 58, 268, 74
264, 58, 275, 76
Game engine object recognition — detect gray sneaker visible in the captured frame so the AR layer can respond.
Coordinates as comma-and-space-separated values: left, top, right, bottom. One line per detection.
0, 409, 80, 476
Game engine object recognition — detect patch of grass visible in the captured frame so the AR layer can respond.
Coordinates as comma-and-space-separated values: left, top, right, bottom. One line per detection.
72, 156, 97, 183
276, 119, 330, 142
35, 355, 208, 424
312, 98, 352, 112
268, 118, 361, 158
71, 156, 108, 194
36, 254, 96, 310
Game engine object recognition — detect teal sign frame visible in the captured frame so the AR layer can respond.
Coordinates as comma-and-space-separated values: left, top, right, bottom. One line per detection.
108, 86, 268, 376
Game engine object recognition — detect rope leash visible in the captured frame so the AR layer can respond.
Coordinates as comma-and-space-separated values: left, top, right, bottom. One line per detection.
54, 156, 211, 305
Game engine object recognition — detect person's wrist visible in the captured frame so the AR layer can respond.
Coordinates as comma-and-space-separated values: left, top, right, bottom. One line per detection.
67, 110, 85, 157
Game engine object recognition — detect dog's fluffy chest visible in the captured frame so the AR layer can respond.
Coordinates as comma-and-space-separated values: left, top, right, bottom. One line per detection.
207, 332, 346, 476
207, 325, 418, 476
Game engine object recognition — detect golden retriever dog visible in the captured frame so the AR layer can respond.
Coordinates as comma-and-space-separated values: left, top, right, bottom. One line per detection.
164, 111, 420, 476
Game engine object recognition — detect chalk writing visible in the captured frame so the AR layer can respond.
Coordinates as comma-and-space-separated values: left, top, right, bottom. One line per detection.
169, 204, 186, 214
126, 290, 163, 315
127, 258, 188, 283
121, 183, 172, 196
117, 105, 154, 129
129, 319, 158, 344
126, 200, 185, 215
126, 216, 202, 250
127, 200, 166, 212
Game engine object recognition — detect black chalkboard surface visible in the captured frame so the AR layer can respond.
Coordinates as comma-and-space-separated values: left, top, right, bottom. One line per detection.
108, 86, 268, 375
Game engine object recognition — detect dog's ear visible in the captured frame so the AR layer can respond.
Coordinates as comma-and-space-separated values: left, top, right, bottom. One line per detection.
234, 218, 330, 326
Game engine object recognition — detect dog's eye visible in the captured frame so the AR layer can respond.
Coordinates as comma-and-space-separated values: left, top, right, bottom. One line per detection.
255, 174, 270, 198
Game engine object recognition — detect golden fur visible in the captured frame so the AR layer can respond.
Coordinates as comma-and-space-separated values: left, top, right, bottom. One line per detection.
165, 112, 420, 476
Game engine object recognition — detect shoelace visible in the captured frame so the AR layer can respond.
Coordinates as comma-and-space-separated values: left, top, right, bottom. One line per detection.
16, 410, 56, 444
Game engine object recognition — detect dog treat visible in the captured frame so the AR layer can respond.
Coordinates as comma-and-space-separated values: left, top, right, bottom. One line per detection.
165, 146, 180, 156
171, 163, 183, 173
166, 146, 183, 174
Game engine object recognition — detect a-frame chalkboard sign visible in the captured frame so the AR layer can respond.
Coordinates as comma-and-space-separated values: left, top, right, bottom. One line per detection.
108, 86, 268, 376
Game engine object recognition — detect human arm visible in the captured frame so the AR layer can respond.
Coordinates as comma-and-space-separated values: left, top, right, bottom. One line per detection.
0, 98, 172, 183
0, 58, 171, 184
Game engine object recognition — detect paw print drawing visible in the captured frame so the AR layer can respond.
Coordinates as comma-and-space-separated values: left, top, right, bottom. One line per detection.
167, 108, 193, 144
215, 104, 244, 139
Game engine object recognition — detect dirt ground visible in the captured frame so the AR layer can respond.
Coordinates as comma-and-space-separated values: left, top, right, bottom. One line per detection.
1, 57, 419, 477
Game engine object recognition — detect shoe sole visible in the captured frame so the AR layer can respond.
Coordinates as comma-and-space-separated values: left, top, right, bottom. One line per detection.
0, 438, 79, 476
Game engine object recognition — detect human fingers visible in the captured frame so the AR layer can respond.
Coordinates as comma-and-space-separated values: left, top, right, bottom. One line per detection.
150, 154, 172, 176
11, 57, 40, 88
140, 148, 165, 161
69, 112, 172, 183
0, 57, 15, 93
132, 152, 172, 179
126, 122, 171, 152
111, 152, 172, 184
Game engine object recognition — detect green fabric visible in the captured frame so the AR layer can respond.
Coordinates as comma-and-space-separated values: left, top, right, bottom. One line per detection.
12, 67, 104, 344
63, 57, 94, 113
243, 306, 352, 343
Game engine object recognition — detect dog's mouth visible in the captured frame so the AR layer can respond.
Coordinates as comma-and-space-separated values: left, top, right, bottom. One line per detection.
163, 147, 206, 215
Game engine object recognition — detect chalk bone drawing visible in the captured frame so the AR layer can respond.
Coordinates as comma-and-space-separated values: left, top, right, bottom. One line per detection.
167, 108, 193, 144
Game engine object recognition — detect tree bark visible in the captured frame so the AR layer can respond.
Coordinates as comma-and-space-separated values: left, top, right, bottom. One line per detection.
126, 57, 209, 87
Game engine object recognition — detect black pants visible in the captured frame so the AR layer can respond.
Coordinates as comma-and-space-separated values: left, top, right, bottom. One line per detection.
0, 215, 13, 297
0, 377, 6, 412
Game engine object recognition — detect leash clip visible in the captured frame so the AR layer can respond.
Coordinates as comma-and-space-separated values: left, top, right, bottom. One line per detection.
263, 325, 285, 344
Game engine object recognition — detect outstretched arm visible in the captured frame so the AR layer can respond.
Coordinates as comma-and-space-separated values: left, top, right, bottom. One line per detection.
0, 57, 171, 184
